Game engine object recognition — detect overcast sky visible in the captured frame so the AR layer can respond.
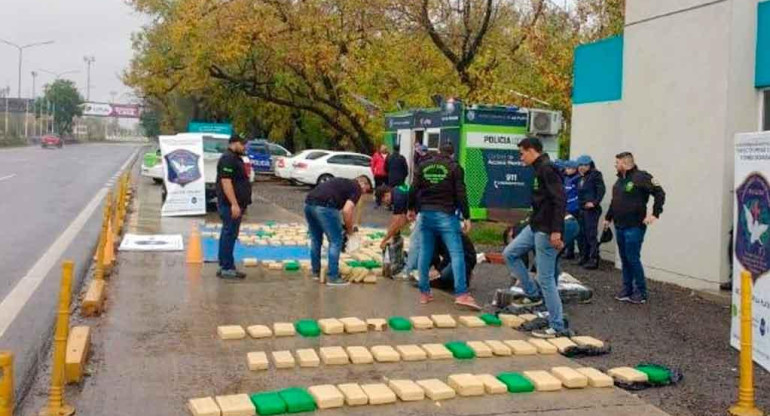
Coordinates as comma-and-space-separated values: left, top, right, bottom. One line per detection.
0, 0, 146, 103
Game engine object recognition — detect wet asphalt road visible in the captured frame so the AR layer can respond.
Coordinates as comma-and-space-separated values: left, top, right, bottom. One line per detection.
0, 143, 141, 398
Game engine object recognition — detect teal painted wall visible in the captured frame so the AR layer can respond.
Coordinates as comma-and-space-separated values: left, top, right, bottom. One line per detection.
573, 35, 624, 104
756, 1, 770, 88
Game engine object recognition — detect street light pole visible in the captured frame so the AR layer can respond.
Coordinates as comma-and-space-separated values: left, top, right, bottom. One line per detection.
83, 56, 95, 101
0, 38, 55, 98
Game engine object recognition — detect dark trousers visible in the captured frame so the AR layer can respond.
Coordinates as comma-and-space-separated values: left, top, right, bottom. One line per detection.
616, 226, 647, 297
578, 207, 602, 261
564, 211, 579, 257
218, 203, 242, 271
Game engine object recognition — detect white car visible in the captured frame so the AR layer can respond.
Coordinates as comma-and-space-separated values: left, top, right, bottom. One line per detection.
275, 149, 331, 181
291, 151, 374, 187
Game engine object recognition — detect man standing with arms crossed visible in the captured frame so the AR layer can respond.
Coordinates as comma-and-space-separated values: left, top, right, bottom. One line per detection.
604, 152, 665, 304
216, 134, 252, 279
410, 143, 480, 309
503, 137, 567, 338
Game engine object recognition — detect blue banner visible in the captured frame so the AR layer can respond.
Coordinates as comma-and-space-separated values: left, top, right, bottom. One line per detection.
187, 122, 233, 135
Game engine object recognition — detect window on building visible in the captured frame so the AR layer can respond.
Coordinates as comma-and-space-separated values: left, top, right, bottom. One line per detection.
763, 89, 770, 131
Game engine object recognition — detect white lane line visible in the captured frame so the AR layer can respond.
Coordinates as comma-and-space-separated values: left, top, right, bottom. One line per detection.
0, 174, 16, 182
0, 148, 139, 338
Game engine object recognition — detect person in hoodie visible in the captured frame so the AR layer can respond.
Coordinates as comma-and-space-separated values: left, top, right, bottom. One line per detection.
562, 160, 581, 259
576, 155, 606, 270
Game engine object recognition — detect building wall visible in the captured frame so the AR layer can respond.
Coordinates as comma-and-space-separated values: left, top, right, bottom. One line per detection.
570, 0, 764, 291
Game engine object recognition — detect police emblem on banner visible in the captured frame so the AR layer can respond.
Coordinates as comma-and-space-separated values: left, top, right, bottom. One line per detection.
165, 149, 201, 186
735, 172, 770, 280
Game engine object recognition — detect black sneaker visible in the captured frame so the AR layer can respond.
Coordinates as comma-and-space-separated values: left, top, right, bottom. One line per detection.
583, 260, 599, 270
628, 293, 647, 304
614, 291, 631, 302
577, 257, 589, 266
512, 296, 543, 308
531, 327, 573, 339
219, 269, 245, 280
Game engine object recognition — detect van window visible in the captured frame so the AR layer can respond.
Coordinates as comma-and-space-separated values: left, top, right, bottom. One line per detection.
203, 137, 228, 154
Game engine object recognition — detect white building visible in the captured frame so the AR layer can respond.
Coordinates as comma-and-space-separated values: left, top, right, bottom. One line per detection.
570, 0, 770, 291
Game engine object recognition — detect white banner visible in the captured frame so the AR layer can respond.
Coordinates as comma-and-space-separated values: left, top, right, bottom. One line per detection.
160, 134, 206, 216
731, 131, 770, 372
119, 234, 184, 251
465, 131, 525, 150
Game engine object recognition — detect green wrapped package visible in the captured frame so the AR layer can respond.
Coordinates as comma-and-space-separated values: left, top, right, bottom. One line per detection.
361, 260, 381, 269
496, 372, 535, 393
294, 320, 321, 338
250, 391, 287, 415
278, 388, 316, 413
388, 316, 412, 331
284, 261, 300, 271
346, 260, 363, 268
479, 313, 502, 326
445, 341, 475, 360
635, 364, 671, 385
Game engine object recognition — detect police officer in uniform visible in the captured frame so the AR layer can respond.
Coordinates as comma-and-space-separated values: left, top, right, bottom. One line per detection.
604, 152, 665, 304
576, 155, 605, 269
216, 134, 252, 279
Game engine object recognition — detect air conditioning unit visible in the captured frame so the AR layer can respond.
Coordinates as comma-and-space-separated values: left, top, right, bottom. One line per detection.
528, 109, 562, 136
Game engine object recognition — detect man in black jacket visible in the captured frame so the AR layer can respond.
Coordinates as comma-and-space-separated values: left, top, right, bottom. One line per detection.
502, 137, 567, 338
410, 143, 480, 310
576, 155, 606, 269
216, 134, 252, 279
603, 152, 665, 304
385, 144, 409, 187
427, 233, 476, 292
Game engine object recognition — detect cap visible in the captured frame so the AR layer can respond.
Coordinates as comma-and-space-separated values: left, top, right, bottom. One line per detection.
576, 155, 592, 166
553, 159, 565, 169
564, 160, 578, 169
416, 144, 428, 154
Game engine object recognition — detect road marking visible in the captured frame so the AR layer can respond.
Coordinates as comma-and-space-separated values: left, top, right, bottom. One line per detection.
0, 174, 16, 182
0, 148, 139, 338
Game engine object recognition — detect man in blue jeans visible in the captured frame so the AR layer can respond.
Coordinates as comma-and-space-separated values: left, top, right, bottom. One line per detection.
503, 137, 567, 338
216, 134, 252, 279
604, 152, 665, 304
304, 176, 372, 286
409, 143, 480, 310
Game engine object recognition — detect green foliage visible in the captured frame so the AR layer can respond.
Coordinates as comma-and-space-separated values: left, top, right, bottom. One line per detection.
41, 80, 83, 135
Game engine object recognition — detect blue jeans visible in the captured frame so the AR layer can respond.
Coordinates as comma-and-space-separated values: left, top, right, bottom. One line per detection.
304, 204, 343, 280
405, 215, 422, 274
556, 217, 580, 284
417, 211, 467, 296
218, 203, 242, 271
503, 225, 564, 331
616, 226, 647, 297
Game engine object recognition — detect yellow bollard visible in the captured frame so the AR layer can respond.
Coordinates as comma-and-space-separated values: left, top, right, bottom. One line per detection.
0, 351, 13, 416
39, 261, 75, 416
729, 270, 764, 416
94, 192, 111, 282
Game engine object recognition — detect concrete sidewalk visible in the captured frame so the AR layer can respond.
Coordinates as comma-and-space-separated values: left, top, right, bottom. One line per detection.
19, 175, 671, 416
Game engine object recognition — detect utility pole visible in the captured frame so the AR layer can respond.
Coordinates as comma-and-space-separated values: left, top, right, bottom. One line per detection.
83, 56, 95, 101
31, 71, 37, 137
0, 38, 54, 98
2, 87, 9, 137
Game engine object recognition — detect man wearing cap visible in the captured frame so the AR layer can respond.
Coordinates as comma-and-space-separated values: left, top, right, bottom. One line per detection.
216, 134, 252, 279
562, 160, 581, 259
576, 155, 606, 269
604, 152, 665, 304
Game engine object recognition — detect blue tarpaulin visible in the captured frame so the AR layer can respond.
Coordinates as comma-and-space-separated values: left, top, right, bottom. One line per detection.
202, 236, 310, 263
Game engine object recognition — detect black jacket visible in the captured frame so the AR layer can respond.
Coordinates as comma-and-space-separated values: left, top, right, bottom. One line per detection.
529, 154, 566, 234
410, 154, 470, 219
577, 165, 606, 209
386, 153, 408, 187
606, 166, 666, 228
431, 233, 476, 289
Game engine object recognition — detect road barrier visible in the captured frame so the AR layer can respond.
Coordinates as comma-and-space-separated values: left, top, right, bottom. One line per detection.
40, 261, 76, 416
0, 351, 13, 416
729, 270, 764, 416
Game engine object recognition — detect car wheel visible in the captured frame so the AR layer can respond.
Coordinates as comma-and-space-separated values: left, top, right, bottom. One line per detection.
317, 174, 334, 185
152, 178, 163, 185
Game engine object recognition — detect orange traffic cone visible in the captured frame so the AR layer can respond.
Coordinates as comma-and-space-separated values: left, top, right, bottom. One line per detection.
186, 225, 203, 264
103, 221, 115, 267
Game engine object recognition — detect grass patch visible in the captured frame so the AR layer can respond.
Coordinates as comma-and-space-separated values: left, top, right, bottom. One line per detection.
469, 221, 508, 246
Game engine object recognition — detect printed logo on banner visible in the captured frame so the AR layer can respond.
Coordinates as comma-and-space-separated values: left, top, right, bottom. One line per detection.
735, 172, 770, 280
165, 149, 201, 186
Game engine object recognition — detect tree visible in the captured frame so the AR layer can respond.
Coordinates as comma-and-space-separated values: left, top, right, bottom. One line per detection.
139, 102, 162, 139
42, 80, 83, 136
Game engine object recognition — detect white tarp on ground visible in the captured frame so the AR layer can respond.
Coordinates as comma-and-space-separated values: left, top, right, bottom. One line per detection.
160, 134, 206, 216
119, 234, 184, 251
731, 131, 770, 372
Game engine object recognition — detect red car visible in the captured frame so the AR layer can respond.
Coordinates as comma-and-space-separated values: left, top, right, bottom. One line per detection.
41, 135, 63, 149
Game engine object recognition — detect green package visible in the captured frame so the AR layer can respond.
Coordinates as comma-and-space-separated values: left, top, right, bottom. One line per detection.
278, 388, 316, 413
294, 320, 321, 338
388, 316, 412, 331
479, 313, 502, 326
445, 341, 475, 359
496, 372, 535, 393
250, 391, 286, 415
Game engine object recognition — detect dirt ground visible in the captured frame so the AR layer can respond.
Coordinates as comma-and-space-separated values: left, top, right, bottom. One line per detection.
256, 176, 770, 416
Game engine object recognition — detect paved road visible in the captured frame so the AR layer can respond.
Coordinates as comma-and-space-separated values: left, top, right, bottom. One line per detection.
0, 143, 141, 401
